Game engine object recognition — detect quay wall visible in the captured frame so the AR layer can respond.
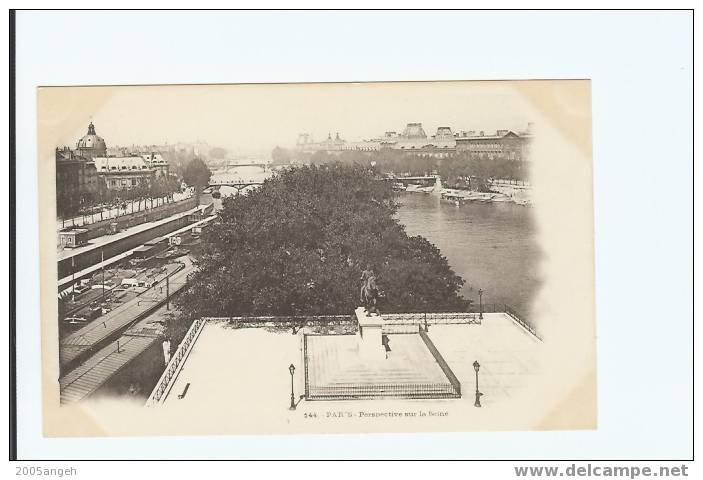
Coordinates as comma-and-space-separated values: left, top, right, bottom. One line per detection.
58, 210, 197, 279
60, 197, 198, 244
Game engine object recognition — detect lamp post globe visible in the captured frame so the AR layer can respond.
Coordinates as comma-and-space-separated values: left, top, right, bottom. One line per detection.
288, 364, 296, 410
478, 289, 483, 320
473, 360, 482, 408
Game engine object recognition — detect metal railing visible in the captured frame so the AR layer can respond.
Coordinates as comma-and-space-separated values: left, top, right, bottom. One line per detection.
471, 303, 541, 340
419, 328, 461, 397
206, 312, 482, 334
503, 305, 542, 341
145, 316, 206, 406
472, 303, 509, 314
382, 311, 481, 327
220, 314, 354, 328
306, 382, 459, 400
303, 331, 310, 398
209, 179, 265, 186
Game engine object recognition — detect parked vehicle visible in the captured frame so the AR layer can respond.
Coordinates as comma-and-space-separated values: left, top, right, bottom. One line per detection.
121, 278, 153, 289
72, 284, 90, 295
63, 317, 87, 324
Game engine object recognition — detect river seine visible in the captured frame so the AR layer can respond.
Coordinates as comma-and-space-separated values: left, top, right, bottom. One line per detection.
396, 193, 540, 317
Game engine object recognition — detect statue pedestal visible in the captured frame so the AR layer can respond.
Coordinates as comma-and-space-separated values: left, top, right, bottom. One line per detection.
355, 306, 385, 361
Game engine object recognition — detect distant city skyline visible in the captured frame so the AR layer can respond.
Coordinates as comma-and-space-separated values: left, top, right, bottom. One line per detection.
41, 82, 539, 157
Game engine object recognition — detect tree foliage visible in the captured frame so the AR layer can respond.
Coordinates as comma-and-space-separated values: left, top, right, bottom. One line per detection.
279, 148, 528, 183
182, 157, 212, 190
177, 164, 468, 318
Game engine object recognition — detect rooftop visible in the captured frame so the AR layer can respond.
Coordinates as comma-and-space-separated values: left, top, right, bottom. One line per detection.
93, 156, 152, 172
138, 152, 169, 166
77, 122, 107, 151
454, 130, 525, 140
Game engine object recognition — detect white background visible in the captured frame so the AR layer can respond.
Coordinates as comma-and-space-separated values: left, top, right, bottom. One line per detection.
10, 9, 694, 461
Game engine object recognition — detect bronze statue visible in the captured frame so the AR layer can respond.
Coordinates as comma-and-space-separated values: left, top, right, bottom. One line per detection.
360, 265, 380, 314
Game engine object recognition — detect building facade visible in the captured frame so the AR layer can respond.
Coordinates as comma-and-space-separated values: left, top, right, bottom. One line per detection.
55, 147, 99, 216
92, 156, 156, 190
59, 121, 176, 192
295, 123, 457, 158
138, 152, 170, 178
454, 128, 533, 161
376, 124, 456, 158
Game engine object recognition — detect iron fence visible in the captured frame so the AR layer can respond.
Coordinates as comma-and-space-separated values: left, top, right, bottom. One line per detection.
145, 316, 206, 406
503, 305, 541, 340
306, 382, 459, 400
382, 311, 481, 327
470, 303, 540, 340
222, 314, 355, 329
419, 329, 461, 397
209, 312, 483, 336
205, 311, 484, 329
303, 330, 310, 399
382, 324, 421, 334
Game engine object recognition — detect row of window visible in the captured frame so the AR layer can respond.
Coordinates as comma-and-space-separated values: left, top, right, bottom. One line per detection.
110, 178, 146, 187
101, 165, 151, 171
397, 145, 452, 150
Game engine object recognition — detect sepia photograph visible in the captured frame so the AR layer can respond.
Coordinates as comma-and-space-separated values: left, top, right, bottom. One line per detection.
10, 5, 696, 469
36, 80, 596, 437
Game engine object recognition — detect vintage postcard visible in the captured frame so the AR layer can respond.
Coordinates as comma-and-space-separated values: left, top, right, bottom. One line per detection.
37, 80, 595, 437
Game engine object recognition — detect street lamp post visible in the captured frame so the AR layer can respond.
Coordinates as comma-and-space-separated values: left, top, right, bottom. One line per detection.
478, 289, 483, 320
71, 256, 75, 302
288, 364, 296, 410
473, 360, 482, 407
101, 248, 105, 304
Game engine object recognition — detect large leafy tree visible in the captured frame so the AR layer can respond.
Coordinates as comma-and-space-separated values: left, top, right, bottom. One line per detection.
177, 164, 468, 318
182, 157, 212, 191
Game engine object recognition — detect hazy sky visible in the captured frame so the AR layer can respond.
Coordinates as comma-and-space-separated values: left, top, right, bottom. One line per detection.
47, 82, 537, 156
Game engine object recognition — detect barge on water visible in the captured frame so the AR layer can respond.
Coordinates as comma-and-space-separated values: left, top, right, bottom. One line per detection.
440, 190, 468, 206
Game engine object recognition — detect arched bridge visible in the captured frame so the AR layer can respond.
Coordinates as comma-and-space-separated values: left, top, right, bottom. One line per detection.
209, 179, 265, 188
385, 175, 440, 186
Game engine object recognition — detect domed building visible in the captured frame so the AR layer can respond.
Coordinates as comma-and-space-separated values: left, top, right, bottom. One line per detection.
75, 122, 107, 159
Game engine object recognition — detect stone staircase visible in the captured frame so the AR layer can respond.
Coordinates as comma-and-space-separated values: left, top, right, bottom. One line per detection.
304, 333, 460, 400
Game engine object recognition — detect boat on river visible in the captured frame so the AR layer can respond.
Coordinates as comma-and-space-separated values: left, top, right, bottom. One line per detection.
440, 190, 467, 205
490, 194, 513, 203
440, 188, 532, 205
406, 184, 434, 194
463, 191, 496, 203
